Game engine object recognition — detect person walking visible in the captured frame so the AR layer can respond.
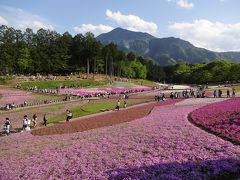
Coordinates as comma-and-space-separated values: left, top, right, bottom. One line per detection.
26, 117, 31, 131
213, 90, 217, 98
43, 114, 47, 126
227, 89, 230, 98
22, 115, 28, 131
4, 118, 11, 136
123, 100, 127, 108
232, 88, 236, 97
66, 110, 73, 122
162, 93, 166, 101
116, 100, 120, 111
218, 89, 222, 98
32, 114, 37, 128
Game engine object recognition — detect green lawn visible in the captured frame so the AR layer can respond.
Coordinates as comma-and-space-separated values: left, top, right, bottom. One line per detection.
19, 79, 109, 89
47, 98, 152, 124
32, 93, 65, 101
42, 104, 65, 114
207, 86, 239, 92
231, 86, 240, 91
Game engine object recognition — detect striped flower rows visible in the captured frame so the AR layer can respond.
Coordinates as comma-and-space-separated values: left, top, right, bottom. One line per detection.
0, 98, 239, 179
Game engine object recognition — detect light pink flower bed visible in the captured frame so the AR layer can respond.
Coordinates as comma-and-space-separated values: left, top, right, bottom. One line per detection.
58, 87, 152, 96
0, 99, 239, 179
0, 88, 32, 106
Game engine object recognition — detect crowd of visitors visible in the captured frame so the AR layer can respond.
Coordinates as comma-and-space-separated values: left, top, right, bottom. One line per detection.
169, 89, 204, 99
213, 88, 235, 98
155, 93, 166, 102
22, 84, 150, 100
1, 101, 28, 111
1, 84, 238, 136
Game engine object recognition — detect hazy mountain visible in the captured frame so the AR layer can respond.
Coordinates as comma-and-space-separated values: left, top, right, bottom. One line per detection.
97, 27, 155, 55
97, 28, 240, 66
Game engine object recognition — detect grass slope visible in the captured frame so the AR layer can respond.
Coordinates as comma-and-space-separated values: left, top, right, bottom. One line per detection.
47, 98, 152, 124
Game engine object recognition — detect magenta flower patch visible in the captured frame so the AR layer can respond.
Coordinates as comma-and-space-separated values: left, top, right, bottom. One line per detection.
191, 98, 240, 143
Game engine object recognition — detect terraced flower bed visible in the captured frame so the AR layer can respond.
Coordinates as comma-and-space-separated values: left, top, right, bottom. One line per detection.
190, 98, 240, 144
1, 98, 239, 179
32, 99, 180, 136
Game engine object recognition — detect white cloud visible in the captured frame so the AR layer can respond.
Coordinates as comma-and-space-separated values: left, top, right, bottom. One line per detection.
73, 24, 114, 36
106, 9, 158, 34
0, 16, 9, 25
0, 6, 54, 31
169, 19, 240, 51
167, 0, 194, 9
176, 0, 194, 9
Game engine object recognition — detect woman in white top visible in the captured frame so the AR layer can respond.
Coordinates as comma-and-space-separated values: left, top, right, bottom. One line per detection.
23, 115, 31, 131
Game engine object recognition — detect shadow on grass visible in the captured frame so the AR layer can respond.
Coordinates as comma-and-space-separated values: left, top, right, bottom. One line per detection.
107, 158, 240, 180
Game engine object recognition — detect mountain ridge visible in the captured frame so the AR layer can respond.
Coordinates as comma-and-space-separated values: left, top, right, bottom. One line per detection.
96, 28, 240, 65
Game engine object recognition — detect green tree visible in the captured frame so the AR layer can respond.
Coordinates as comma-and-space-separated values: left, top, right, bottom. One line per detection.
173, 63, 191, 83
206, 60, 231, 83
131, 60, 147, 79
17, 48, 32, 73
229, 63, 240, 82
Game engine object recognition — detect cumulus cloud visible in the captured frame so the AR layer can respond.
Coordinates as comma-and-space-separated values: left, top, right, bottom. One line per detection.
169, 19, 240, 51
0, 16, 9, 25
0, 6, 54, 31
106, 9, 158, 34
73, 24, 114, 36
168, 0, 194, 9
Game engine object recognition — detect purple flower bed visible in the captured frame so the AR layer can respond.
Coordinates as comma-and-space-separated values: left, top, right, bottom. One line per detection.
0, 99, 239, 179
191, 98, 240, 143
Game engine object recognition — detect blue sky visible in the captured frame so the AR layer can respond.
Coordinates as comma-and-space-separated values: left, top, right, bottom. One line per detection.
0, 0, 239, 51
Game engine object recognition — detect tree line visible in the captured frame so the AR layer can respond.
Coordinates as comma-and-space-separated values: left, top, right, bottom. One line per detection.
1, 25, 240, 84
0, 25, 165, 81
164, 60, 240, 84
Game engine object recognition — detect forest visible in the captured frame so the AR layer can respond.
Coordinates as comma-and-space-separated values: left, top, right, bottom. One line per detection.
1, 25, 240, 84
